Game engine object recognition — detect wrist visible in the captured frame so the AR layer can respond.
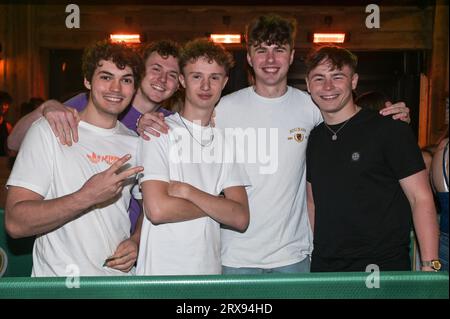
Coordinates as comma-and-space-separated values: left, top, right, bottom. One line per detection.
130, 232, 140, 247
73, 187, 96, 209
420, 259, 442, 271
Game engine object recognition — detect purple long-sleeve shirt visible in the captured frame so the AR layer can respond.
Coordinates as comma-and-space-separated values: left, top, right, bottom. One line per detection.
64, 92, 172, 233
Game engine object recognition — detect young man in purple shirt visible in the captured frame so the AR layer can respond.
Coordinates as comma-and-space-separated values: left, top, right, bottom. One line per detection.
7, 40, 180, 234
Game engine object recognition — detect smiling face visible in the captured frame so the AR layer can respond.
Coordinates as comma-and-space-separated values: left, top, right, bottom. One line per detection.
306, 59, 358, 116
138, 51, 180, 105
247, 42, 294, 89
179, 56, 228, 111
84, 59, 136, 117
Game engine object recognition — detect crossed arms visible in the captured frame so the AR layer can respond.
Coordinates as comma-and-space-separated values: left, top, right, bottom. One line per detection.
141, 180, 250, 232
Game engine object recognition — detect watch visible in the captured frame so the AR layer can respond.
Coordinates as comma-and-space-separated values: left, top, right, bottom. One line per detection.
421, 260, 442, 271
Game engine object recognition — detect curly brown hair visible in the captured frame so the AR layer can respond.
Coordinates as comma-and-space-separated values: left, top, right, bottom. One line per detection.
140, 40, 181, 63
246, 14, 297, 49
179, 38, 234, 75
305, 45, 358, 77
82, 40, 144, 89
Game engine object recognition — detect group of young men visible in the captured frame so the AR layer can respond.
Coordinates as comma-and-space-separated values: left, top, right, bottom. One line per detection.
4, 14, 440, 277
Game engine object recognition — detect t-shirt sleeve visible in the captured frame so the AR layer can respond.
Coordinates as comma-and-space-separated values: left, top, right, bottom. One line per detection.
221, 135, 251, 190
131, 178, 142, 200
306, 130, 314, 183
137, 134, 170, 185
382, 119, 425, 180
6, 119, 54, 197
64, 92, 88, 112
313, 103, 323, 127
213, 98, 228, 129
222, 162, 251, 190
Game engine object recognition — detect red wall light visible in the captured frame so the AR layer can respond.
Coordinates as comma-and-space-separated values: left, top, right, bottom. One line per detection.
210, 34, 241, 44
313, 33, 346, 43
110, 34, 141, 44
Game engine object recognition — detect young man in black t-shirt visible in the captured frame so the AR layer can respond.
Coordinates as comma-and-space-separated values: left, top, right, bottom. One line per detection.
305, 45, 440, 272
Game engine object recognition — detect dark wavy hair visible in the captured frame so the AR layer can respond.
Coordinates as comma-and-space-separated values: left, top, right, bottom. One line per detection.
355, 91, 389, 111
82, 40, 144, 89
305, 45, 358, 76
246, 14, 297, 49
179, 38, 234, 74
141, 40, 181, 63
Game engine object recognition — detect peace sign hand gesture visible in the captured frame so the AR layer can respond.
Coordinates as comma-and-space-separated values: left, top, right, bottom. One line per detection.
78, 154, 144, 207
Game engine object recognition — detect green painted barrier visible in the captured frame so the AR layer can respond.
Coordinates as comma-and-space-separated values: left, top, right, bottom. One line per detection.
1, 210, 448, 299
0, 272, 447, 299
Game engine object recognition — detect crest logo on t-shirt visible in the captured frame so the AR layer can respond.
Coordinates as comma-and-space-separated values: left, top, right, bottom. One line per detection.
288, 127, 307, 143
351, 152, 361, 162
86, 152, 119, 165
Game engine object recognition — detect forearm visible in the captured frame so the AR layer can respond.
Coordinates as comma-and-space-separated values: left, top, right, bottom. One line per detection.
144, 195, 207, 224
6, 190, 92, 238
307, 203, 315, 232
186, 188, 248, 231
411, 199, 440, 262
306, 183, 315, 231
7, 106, 43, 151
130, 209, 143, 246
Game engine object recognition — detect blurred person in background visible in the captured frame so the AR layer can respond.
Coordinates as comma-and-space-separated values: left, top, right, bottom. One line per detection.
0, 91, 13, 156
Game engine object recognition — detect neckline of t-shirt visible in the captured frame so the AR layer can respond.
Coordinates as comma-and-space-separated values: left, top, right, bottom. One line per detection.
79, 120, 120, 135
324, 107, 368, 129
250, 86, 291, 104
176, 113, 213, 130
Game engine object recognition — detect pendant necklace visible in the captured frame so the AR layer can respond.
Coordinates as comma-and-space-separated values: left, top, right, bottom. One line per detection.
178, 113, 214, 147
323, 108, 359, 141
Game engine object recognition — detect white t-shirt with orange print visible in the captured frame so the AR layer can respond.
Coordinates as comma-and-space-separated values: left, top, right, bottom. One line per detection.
7, 118, 138, 277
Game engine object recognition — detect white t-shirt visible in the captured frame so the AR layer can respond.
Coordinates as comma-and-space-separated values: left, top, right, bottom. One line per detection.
216, 86, 323, 268
136, 113, 250, 275
7, 118, 138, 277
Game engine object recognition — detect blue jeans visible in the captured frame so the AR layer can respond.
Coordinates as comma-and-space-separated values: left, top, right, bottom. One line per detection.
222, 257, 310, 274
439, 232, 449, 271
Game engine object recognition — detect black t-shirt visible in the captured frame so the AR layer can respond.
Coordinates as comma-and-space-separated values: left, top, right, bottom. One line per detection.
306, 109, 424, 271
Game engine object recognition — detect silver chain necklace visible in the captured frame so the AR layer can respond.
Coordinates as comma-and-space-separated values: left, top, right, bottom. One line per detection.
178, 113, 214, 147
323, 108, 359, 141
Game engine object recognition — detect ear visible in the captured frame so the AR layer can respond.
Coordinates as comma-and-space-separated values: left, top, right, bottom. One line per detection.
178, 74, 186, 89
289, 48, 295, 66
305, 76, 311, 93
351, 73, 359, 91
84, 78, 91, 90
222, 76, 229, 90
246, 52, 253, 68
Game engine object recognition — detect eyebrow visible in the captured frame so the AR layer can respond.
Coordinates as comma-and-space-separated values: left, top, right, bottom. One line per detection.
254, 44, 286, 49
188, 71, 224, 76
98, 71, 134, 78
152, 63, 179, 73
310, 70, 347, 77
98, 71, 113, 76
309, 72, 324, 78
330, 71, 347, 76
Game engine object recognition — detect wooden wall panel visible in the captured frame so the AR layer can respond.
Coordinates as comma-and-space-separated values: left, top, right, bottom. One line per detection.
0, 3, 446, 147
34, 5, 433, 50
